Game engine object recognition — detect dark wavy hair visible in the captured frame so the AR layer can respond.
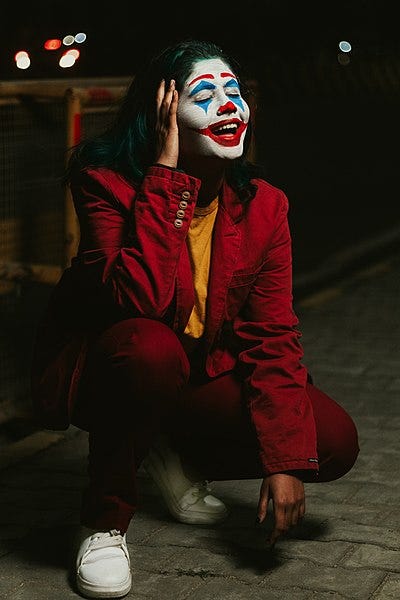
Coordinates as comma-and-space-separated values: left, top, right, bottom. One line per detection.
65, 39, 265, 202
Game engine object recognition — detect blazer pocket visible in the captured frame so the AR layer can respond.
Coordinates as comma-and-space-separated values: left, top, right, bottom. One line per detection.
228, 271, 258, 288
226, 271, 258, 318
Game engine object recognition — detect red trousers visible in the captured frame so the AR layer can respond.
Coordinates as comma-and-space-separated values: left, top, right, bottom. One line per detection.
74, 318, 359, 533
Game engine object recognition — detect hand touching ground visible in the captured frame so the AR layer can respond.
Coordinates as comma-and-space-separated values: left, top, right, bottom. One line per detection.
257, 473, 305, 546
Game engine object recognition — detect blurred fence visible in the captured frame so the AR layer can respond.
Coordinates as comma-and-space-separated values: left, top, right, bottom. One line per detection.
0, 77, 130, 423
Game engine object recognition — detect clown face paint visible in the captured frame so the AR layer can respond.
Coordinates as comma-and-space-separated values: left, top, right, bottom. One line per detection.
177, 58, 250, 160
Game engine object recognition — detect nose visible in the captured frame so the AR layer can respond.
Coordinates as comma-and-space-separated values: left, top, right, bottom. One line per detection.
217, 100, 237, 116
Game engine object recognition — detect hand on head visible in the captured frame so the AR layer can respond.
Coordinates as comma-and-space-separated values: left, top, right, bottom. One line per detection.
155, 79, 179, 168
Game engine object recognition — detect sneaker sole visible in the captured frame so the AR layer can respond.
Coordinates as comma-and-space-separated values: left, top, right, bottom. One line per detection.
76, 574, 132, 599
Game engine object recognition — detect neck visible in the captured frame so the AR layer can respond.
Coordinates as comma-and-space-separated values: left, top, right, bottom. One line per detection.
179, 156, 226, 207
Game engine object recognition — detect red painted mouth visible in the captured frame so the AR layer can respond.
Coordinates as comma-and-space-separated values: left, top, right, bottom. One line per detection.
198, 118, 248, 147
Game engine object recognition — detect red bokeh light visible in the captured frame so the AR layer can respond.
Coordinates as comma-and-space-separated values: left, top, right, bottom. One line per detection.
44, 39, 62, 51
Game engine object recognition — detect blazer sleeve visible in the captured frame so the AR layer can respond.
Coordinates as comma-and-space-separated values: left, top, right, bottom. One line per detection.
233, 191, 319, 477
70, 165, 200, 320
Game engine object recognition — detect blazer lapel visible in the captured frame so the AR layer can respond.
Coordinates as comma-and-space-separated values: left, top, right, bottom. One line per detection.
174, 241, 195, 332
203, 187, 242, 346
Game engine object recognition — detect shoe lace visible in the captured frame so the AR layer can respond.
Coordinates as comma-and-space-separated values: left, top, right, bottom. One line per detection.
179, 480, 212, 509
88, 529, 125, 550
81, 529, 129, 565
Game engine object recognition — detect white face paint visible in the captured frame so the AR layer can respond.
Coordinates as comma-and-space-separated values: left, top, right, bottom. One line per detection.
177, 58, 250, 160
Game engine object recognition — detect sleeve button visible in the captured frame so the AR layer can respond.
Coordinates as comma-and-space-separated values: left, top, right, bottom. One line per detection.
179, 200, 188, 209
174, 218, 183, 228
176, 209, 185, 218
181, 191, 191, 200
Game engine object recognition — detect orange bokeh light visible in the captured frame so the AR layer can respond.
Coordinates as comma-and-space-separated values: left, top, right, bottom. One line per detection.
44, 39, 62, 51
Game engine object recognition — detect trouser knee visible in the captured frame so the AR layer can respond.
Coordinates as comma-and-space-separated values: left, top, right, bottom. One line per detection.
319, 413, 360, 481
95, 318, 188, 382
82, 318, 190, 422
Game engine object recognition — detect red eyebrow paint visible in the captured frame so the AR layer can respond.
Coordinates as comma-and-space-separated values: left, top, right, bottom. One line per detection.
188, 73, 215, 86
188, 71, 237, 87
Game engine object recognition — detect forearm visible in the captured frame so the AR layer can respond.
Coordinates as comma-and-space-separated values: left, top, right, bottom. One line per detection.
73, 166, 200, 319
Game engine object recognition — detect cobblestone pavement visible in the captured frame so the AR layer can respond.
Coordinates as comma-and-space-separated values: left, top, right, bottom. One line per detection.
0, 251, 399, 600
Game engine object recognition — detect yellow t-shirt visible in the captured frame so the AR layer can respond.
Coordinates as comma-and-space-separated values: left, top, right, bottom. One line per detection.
183, 196, 219, 345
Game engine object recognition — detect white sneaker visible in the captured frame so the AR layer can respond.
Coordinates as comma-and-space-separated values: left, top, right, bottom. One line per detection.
143, 436, 229, 525
76, 529, 132, 598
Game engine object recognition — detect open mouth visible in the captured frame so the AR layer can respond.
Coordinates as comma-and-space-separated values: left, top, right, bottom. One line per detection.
198, 118, 248, 147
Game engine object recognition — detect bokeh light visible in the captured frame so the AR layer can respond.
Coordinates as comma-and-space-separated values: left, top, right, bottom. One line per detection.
339, 40, 352, 53
338, 53, 351, 66
75, 32, 87, 43
62, 35, 75, 46
59, 51, 76, 68
44, 39, 62, 51
14, 50, 31, 70
66, 48, 80, 59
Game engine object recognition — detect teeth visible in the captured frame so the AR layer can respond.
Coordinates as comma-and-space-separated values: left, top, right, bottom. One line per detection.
214, 123, 237, 133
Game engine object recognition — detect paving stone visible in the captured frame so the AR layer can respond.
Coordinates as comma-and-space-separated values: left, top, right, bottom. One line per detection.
380, 510, 400, 529
349, 465, 400, 486
348, 481, 400, 507
261, 559, 385, 599
307, 593, 348, 600
4, 580, 78, 600
136, 520, 224, 551
305, 500, 381, 526
304, 479, 362, 504
0, 553, 71, 598
371, 574, 400, 599
342, 543, 400, 572
278, 539, 353, 566
314, 519, 400, 550
126, 515, 171, 545
128, 569, 206, 599
189, 578, 311, 599
347, 397, 400, 417
208, 479, 262, 506
128, 542, 182, 571
302, 362, 368, 376
164, 543, 286, 584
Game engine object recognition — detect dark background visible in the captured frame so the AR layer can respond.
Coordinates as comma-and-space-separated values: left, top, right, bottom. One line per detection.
2, 0, 399, 279
2, 1, 397, 79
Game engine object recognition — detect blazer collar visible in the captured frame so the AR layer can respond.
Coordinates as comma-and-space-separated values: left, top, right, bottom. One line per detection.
219, 180, 244, 224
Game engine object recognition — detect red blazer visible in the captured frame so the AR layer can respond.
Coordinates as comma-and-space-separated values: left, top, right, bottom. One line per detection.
31, 165, 318, 476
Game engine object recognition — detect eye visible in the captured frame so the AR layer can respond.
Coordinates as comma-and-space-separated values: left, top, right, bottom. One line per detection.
193, 90, 213, 103
225, 87, 240, 97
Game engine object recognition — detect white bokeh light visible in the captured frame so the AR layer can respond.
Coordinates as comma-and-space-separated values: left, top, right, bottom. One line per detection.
75, 32, 87, 43
59, 53, 76, 68
15, 51, 31, 70
63, 35, 75, 46
339, 40, 352, 53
